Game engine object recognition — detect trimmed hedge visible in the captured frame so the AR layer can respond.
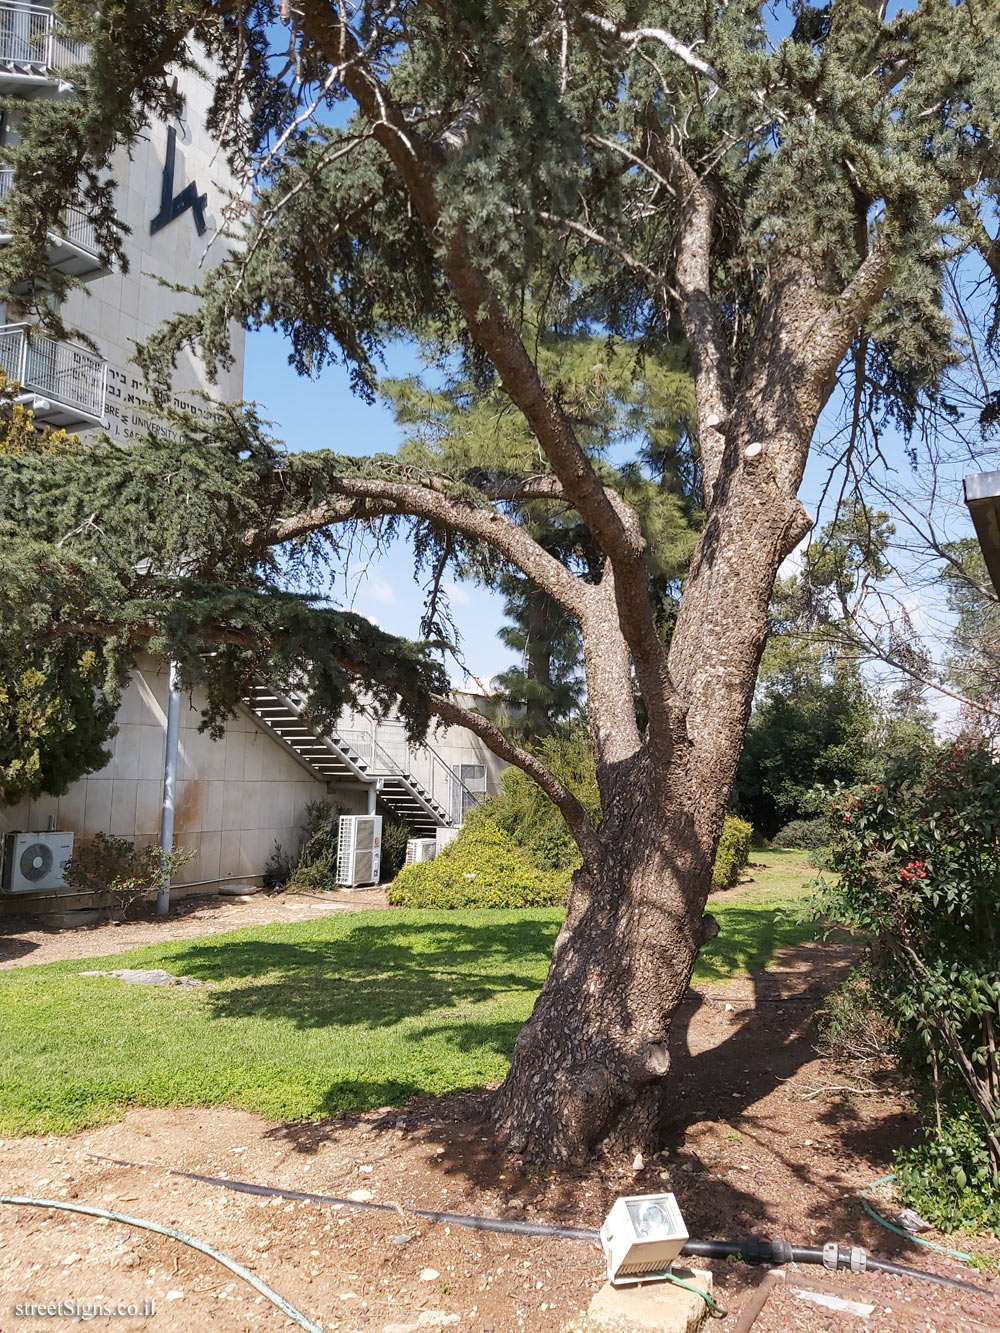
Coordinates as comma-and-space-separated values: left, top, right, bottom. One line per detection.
773, 816, 829, 851
387, 821, 570, 909
712, 815, 754, 888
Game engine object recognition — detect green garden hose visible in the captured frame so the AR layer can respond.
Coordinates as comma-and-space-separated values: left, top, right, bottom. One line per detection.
646, 1269, 729, 1318
858, 1175, 973, 1263
0, 1194, 323, 1333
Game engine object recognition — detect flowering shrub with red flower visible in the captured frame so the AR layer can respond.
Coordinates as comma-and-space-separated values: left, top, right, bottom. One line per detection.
820, 740, 1000, 1230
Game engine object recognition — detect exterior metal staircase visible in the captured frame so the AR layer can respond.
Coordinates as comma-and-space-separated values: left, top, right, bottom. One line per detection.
242, 683, 457, 835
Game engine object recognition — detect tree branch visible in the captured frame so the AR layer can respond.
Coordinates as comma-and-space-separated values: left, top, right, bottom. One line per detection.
646, 131, 734, 504
298, 6, 679, 747
580, 10, 721, 85
246, 470, 590, 620
429, 691, 603, 870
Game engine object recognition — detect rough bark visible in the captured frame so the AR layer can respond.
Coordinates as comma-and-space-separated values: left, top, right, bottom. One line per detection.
491, 759, 713, 1162
487, 255, 891, 1162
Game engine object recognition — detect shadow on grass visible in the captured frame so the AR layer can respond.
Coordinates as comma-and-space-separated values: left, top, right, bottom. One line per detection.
166, 917, 560, 1032
695, 901, 818, 982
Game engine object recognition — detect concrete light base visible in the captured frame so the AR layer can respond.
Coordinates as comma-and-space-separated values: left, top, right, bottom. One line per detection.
583, 1269, 715, 1333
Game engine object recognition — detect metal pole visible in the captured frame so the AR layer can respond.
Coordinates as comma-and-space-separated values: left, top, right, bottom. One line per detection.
157, 660, 182, 916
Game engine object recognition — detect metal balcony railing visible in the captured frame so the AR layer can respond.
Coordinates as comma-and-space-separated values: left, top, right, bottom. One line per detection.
0, 168, 99, 256
0, 323, 106, 419
0, 3, 87, 75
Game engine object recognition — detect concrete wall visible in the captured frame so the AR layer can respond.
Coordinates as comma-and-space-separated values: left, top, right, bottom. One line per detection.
0, 657, 333, 888
59, 57, 245, 437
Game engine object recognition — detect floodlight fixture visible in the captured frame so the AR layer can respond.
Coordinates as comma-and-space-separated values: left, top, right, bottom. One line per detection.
599, 1193, 689, 1286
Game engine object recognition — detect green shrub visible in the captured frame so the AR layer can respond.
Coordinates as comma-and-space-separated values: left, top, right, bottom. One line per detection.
380, 817, 411, 881
773, 816, 829, 851
262, 839, 293, 889
818, 962, 900, 1065
283, 801, 344, 891
467, 730, 599, 871
63, 833, 192, 913
712, 815, 754, 888
387, 821, 570, 909
894, 1104, 1000, 1234
820, 740, 1000, 1223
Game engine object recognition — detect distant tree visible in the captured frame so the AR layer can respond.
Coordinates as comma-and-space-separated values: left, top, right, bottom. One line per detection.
733, 648, 875, 838
383, 330, 697, 735
942, 541, 1000, 738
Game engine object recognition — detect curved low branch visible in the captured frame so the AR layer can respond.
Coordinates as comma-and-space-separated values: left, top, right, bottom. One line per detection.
429, 692, 603, 871
246, 473, 589, 620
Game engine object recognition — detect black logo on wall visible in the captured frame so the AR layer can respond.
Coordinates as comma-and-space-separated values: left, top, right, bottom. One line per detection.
150, 125, 208, 237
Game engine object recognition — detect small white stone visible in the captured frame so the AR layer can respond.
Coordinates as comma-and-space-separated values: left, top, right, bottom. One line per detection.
632, 1153, 645, 1171
348, 1189, 374, 1202
165, 1290, 184, 1301
419, 1267, 440, 1281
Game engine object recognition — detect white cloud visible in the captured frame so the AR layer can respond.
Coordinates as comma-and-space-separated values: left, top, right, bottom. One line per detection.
360, 573, 397, 606
347, 561, 398, 606
443, 580, 472, 607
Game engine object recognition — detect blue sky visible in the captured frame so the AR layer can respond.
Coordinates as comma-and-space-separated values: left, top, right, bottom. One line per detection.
243, 327, 518, 686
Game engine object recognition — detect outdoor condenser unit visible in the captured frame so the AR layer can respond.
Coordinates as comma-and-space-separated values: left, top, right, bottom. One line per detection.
405, 838, 438, 866
600, 1194, 689, 1285
1, 831, 75, 894
336, 815, 382, 888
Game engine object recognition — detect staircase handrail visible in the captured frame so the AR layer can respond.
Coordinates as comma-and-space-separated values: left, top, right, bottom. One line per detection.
335, 720, 484, 817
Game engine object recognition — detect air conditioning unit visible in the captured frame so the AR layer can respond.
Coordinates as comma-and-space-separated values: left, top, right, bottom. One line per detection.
2, 831, 75, 894
336, 815, 382, 888
405, 838, 438, 866
435, 826, 459, 853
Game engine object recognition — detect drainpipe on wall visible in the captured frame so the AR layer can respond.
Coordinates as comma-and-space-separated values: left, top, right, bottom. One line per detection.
366, 784, 377, 815
157, 660, 182, 916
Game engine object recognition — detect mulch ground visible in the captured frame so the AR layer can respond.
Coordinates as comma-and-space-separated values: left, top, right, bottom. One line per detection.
1, 902, 997, 1331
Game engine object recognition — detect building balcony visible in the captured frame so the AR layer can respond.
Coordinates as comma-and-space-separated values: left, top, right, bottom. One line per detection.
0, 169, 106, 281
0, 3, 87, 96
0, 322, 106, 428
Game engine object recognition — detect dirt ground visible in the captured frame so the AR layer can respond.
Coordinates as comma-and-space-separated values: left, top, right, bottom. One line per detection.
1, 897, 997, 1332
0, 887, 388, 970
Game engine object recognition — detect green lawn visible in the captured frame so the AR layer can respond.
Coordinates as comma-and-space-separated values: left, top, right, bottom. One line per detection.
0, 855, 820, 1136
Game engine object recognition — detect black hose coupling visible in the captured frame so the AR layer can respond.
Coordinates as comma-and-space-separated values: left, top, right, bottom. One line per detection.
738, 1236, 794, 1265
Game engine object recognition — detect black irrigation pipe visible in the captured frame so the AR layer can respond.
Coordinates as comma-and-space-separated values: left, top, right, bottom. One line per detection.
175, 1168, 993, 1298
177, 1169, 600, 1241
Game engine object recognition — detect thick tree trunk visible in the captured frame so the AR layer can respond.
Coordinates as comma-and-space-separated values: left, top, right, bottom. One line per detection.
492, 412, 815, 1161
490, 764, 721, 1162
